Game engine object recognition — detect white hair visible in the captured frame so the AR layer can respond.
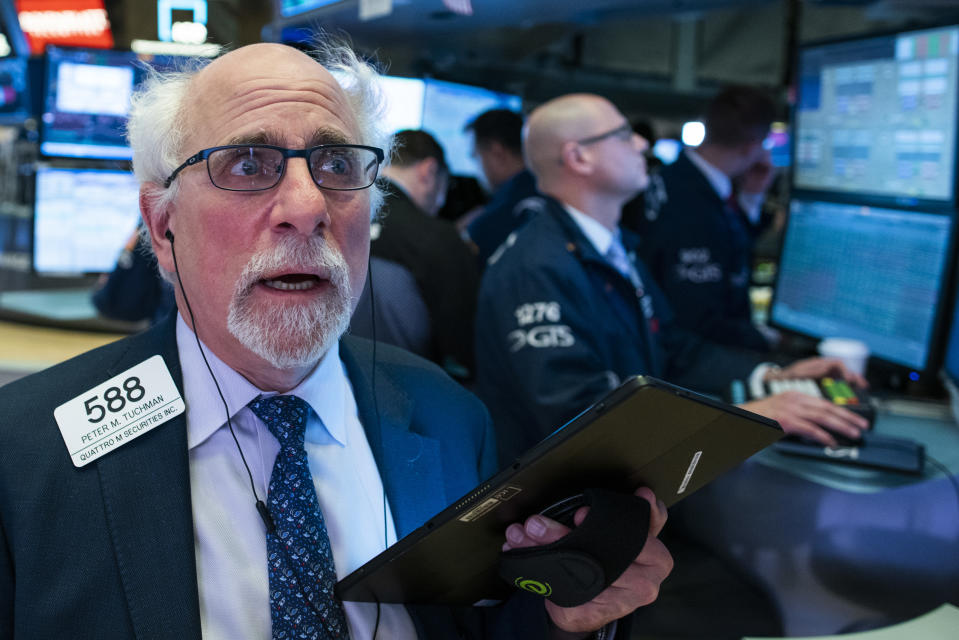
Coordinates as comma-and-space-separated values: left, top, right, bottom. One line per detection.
127, 39, 392, 240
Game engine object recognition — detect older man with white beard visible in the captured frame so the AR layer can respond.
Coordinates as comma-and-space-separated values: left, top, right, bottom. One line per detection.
0, 42, 673, 640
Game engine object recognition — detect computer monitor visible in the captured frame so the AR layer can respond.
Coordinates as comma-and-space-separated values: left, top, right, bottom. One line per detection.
421, 78, 521, 178
32, 166, 140, 275
771, 198, 954, 373
0, 57, 33, 125
793, 24, 959, 205
41, 47, 141, 159
376, 75, 426, 135
279, 0, 341, 17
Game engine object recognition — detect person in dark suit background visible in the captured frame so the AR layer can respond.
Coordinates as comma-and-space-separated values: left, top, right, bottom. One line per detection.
462, 109, 543, 267
638, 85, 780, 351
92, 225, 175, 325
0, 42, 673, 639
371, 129, 481, 381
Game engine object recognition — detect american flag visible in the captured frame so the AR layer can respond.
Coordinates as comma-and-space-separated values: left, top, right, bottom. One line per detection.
442, 0, 473, 15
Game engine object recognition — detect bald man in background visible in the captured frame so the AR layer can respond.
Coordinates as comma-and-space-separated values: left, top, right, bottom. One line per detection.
474, 92, 869, 638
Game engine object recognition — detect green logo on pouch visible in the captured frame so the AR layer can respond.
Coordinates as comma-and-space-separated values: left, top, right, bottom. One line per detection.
514, 577, 552, 596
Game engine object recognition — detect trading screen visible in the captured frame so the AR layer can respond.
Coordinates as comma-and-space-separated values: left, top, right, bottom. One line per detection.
33, 167, 140, 274
771, 199, 953, 370
794, 25, 959, 202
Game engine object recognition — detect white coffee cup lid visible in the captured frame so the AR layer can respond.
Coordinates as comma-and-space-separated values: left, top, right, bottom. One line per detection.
818, 337, 869, 357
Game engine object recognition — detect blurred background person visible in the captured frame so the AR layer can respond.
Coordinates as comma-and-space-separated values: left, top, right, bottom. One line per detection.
462, 109, 544, 267
638, 85, 780, 352
366, 129, 480, 381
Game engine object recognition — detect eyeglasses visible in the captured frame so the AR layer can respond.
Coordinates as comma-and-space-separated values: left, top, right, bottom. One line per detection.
163, 143, 385, 192
576, 123, 634, 146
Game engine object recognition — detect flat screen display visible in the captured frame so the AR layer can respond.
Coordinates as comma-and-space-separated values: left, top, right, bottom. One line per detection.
41, 47, 139, 159
794, 25, 959, 203
280, 0, 342, 17
421, 78, 521, 177
771, 198, 953, 371
377, 75, 426, 135
33, 166, 140, 274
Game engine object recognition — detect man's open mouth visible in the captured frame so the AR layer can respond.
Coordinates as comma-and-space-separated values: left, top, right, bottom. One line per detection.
260, 273, 324, 291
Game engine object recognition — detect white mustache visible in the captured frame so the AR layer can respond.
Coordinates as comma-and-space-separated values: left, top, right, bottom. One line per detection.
234, 235, 349, 299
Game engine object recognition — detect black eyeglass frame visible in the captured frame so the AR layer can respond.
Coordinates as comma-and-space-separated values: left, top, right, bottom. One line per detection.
163, 143, 386, 191
576, 123, 634, 146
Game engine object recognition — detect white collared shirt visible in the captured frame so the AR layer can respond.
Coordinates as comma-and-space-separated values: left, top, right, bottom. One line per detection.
178, 314, 415, 639
564, 203, 616, 256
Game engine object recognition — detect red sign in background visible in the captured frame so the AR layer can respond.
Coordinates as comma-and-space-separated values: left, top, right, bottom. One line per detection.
16, 0, 114, 54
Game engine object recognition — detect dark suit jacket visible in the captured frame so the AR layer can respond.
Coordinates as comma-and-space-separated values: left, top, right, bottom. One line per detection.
0, 315, 557, 639
639, 151, 770, 351
371, 181, 480, 379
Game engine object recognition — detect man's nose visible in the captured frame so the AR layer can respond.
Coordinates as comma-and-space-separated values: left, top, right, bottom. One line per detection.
271, 157, 332, 235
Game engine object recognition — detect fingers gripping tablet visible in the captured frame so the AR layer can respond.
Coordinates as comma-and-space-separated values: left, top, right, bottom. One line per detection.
498, 488, 650, 607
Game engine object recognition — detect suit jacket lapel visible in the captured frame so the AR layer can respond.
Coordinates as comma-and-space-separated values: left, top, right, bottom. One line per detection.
339, 337, 446, 538
94, 317, 201, 639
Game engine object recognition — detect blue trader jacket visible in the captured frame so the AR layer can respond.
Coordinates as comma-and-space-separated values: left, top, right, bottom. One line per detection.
475, 197, 763, 462
639, 151, 770, 351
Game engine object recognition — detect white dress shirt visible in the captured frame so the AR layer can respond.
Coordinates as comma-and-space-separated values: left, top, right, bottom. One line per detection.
178, 314, 416, 639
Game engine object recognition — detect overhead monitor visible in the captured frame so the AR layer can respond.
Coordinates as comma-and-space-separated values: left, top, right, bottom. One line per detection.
41, 47, 138, 159
33, 166, 140, 274
376, 75, 426, 135
794, 24, 959, 204
279, 0, 343, 18
771, 198, 953, 372
421, 78, 521, 177
0, 57, 33, 124
40, 47, 181, 160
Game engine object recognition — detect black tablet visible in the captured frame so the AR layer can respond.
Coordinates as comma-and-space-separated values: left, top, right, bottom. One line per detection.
336, 375, 783, 605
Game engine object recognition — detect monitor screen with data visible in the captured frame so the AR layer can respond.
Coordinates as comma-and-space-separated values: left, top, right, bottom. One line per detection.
41, 47, 140, 159
794, 24, 959, 203
771, 199, 953, 371
33, 167, 140, 274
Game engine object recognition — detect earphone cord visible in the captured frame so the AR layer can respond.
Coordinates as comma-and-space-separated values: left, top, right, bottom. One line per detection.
169, 236, 270, 527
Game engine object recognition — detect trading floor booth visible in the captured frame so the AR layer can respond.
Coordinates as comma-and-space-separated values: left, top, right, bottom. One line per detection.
0, 25, 957, 639
676, 23, 959, 636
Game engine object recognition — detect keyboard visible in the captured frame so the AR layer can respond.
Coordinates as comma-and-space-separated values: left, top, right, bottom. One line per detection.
774, 432, 925, 475
765, 377, 876, 426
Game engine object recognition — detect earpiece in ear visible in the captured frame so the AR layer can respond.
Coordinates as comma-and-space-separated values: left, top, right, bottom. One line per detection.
165, 229, 174, 242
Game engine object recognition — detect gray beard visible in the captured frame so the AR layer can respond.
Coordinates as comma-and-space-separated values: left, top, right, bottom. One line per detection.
226, 235, 353, 370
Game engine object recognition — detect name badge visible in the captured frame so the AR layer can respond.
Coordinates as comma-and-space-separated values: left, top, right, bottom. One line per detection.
54, 355, 185, 467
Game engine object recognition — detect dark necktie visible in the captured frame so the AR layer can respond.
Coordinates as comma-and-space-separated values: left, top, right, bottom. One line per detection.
248, 395, 350, 640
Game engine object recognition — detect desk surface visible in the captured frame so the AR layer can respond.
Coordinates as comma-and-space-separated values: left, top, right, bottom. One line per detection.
678, 407, 959, 636
0, 320, 125, 374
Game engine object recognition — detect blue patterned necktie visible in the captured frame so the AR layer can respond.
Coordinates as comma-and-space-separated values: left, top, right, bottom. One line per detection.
248, 395, 350, 640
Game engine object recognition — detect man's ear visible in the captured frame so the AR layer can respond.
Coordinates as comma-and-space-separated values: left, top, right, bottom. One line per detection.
561, 141, 592, 176
139, 183, 174, 274
416, 156, 440, 184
